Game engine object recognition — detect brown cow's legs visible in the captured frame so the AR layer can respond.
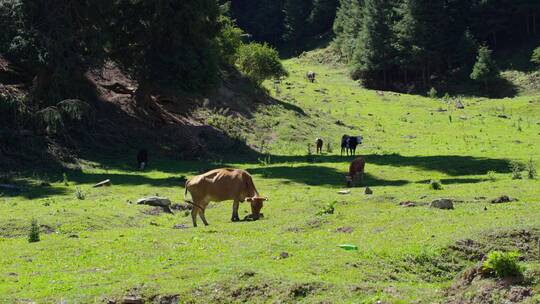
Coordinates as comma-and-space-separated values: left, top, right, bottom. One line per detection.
191, 207, 199, 227
199, 208, 209, 226
231, 200, 240, 222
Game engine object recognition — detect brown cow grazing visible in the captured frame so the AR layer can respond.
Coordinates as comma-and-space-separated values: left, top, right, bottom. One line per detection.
315, 138, 323, 154
184, 168, 267, 227
346, 157, 366, 187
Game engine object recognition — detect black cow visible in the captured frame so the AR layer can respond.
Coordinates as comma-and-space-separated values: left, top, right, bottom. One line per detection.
341, 135, 363, 156
137, 149, 148, 170
315, 138, 323, 154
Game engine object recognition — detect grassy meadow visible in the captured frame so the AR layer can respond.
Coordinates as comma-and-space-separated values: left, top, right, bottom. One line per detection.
1, 56, 540, 303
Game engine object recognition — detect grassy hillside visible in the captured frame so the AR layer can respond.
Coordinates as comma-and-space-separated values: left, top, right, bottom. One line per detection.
1, 55, 540, 303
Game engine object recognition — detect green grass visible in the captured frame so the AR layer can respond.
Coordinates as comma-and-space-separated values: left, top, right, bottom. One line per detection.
1, 56, 540, 303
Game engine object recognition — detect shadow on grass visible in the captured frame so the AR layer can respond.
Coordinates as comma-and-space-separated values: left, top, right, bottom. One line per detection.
417, 177, 489, 185
247, 165, 408, 187
0, 180, 68, 199
264, 153, 511, 177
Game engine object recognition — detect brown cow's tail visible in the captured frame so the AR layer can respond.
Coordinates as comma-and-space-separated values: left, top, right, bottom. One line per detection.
184, 179, 191, 202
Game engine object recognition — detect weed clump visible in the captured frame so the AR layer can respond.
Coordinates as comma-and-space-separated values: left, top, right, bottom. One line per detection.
306, 143, 314, 163
482, 251, 524, 278
28, 218, 40, 243
326, 142, 332, 153
510, 161, 523, 180
428, 87, 438, 98
317, 201, 336, 216
429, 179, 443, 190
75, 187, 86, 200
487, 170, 496, 181
526, 158, 536, 179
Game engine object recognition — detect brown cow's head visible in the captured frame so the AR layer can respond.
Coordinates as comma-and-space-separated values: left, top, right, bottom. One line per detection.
246, 196, 267, 220
346, 175, 353, 188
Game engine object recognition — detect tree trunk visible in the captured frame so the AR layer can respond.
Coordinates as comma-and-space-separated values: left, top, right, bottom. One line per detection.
135, 81, 153, 107
31, 69, 52, 102
534, 13, 537, 34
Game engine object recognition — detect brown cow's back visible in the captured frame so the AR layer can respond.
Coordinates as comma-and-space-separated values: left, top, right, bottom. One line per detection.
349, 157, 366, 178
186, 168, 258, 202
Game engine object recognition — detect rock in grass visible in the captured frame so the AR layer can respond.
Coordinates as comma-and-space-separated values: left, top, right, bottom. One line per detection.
490, 195, 518, 204
122, 296, 144, 304
93, 179, 111, 188
336, 226, 354, 233
399, 201, 417, 207
364, 187, 373, 195
137, 196, 173, 214
338, 190, 350, 195
430, 199, 454, 210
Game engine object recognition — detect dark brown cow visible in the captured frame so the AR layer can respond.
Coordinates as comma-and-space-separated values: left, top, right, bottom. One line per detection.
315, 138, 323, 154
184, 168, 267, 227
346, 157, 365, 187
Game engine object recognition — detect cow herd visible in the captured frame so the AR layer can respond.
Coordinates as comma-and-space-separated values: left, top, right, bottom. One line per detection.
179, 135, 366, 227
139, 70, 369, 227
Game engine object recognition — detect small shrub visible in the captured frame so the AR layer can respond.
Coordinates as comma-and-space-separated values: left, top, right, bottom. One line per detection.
526, 158, 536, 179
531, 47, 540, 65
257, 154, 272, 167
510, 161, 523, 180
37, 106, 64, 135
429, 179, 443, 190
236, 42, 288, 85
306, 143, 314, 163
75, 187, 85, 200
28, 218, 40, 243
482, 251, 524, 278
487, 170, 497, 181
317, 201, 336, 216
443, 93, 451, 102
428, 87, 438, 98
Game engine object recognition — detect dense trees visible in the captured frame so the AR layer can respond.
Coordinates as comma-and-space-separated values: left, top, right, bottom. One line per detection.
0, 0, 286, 136
333, 0, 540, 89
109, 0, 223, 102
0, 1, 111, 102
226, 0, 338, 46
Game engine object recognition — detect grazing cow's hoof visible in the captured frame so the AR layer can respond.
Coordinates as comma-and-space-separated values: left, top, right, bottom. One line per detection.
231, 216, 240, 222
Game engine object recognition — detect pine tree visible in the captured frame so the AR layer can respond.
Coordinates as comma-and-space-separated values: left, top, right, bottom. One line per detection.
470, 46, 500, 91
282, 0, 311, 44
333, 0, 364, 61
394, 0, 446, 85
352, 0, 395, 86
28, 218, 40, 243
308, 0, 339, 35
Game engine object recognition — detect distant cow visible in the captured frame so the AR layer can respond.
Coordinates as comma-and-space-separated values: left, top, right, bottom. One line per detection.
341, 135, 363, 156
306, 71, 316, 83
137, 149, 148, 170
315, 138, 323, 154
346, 157, 366, 187
184, 168, 267, 227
